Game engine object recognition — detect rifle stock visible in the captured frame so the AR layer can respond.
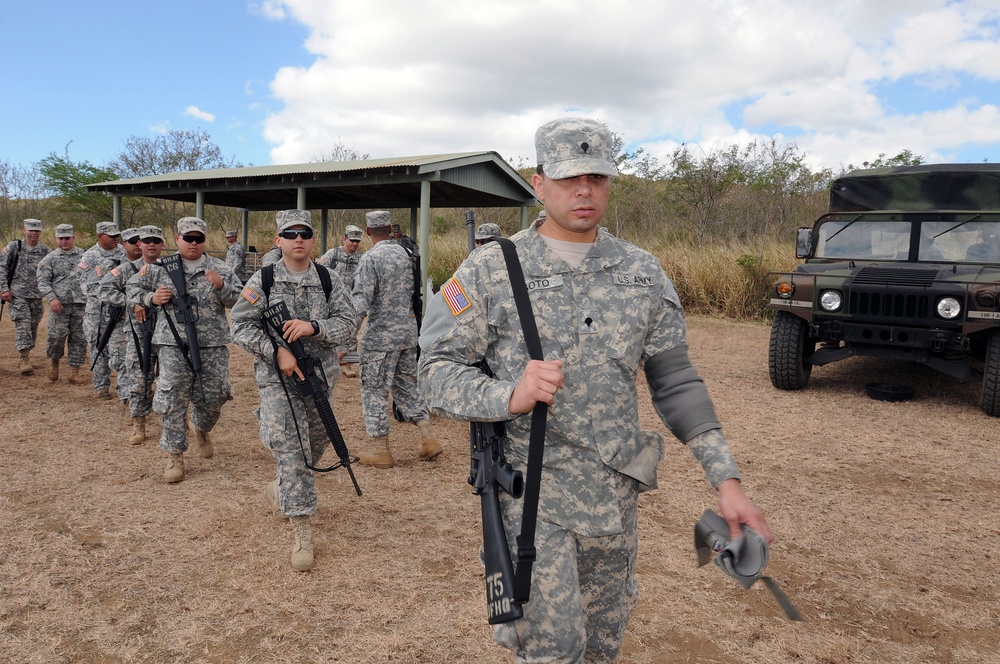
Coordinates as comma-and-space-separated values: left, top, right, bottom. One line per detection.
159, 254, 204, 395
262, 300, 362, 496
139, 309, 157, 399
90, 304, 125, 370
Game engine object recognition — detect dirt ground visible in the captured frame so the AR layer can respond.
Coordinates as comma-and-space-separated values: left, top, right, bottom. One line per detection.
1, 314, 998, 663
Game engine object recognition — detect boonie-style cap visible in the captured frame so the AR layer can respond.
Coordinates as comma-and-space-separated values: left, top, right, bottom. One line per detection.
535, 117, 619, 180
276, 209, 313, 233
23, 218, 43, 231
345, 225, 363, 240
139, 225, 164, 241
96, 221, 121, 236
475, 223, 503, 240
176, 217, 208, 236
55, 224, 75, 238
365, 211, 391, 229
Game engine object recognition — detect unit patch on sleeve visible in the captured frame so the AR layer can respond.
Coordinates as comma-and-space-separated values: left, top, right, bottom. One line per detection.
241, 286, 261, 305
441, 277, 471, 316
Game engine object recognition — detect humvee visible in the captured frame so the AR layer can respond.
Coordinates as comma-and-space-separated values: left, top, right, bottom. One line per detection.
766, 164, 1000, 415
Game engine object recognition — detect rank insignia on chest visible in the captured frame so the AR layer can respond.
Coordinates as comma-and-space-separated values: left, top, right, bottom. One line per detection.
442, 277, 471, 316
241, 287, 261, 305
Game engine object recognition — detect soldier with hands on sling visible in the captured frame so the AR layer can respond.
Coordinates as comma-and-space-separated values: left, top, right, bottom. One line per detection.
418, 117, 773, 662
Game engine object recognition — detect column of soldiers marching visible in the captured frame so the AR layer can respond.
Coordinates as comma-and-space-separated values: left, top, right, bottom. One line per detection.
0, 212, 443, 573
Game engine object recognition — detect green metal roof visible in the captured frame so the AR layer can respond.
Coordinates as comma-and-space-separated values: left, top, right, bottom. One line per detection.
86, 151, 537, 211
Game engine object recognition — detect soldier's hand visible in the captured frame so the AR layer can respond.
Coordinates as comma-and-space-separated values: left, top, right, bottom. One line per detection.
134, 305, 147, 323
282, 319, 314, 342
337, 350, 347, 365
205, 270, 223, 290
49, 298, 62, 314
276, 346, 304, 380
0, 291, 11, 302
717, 478, 774, 544
151, 286, 173, 305
508, 359, 565, 414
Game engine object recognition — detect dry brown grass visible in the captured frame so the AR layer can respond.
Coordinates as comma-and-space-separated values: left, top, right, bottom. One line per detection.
1, 315, 999, 663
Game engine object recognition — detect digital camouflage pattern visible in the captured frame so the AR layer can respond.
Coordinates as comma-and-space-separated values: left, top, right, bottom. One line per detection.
1, 238, 50, 351
37, 246, 87, 366
534, 117, 619, 181
230, 259, 357, 516
78, 242, 125, 390
353, 240, 428, 435
226, 240, 247, 281
100, 258, 146, 410
317, 245, 361, 356
95, 256, 132, 402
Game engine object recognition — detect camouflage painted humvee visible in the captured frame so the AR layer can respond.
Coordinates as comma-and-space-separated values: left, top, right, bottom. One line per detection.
767, 164, 1000, 415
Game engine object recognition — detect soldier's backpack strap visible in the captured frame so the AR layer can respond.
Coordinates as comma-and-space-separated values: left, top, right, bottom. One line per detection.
260, 262, 333, 301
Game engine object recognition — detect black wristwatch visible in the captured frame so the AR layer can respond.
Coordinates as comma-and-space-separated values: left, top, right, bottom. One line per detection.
310, 320, 320, 336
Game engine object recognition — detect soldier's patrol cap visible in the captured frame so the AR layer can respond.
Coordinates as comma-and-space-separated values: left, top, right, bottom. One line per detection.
276, 209, 313, 233
121, 228, 141, 242
391, 223, 401, 233
345, 224, 363, 240
475, 223, 503, 240
224, 229, 237, 237
139, 225, 164, 241
96, 221, 121, 236
23, 218, 42, 231
54, 224, 75, 238
365, 211, 391, 229
176, 217, 208, 236
535, 117, 619, 180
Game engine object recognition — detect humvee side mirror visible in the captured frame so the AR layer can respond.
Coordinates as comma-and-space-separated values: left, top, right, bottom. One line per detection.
795, 227, 813, 259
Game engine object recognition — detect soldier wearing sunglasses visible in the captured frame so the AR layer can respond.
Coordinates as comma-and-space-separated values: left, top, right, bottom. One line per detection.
76, 221, 125, 399
127, 217, 241, 484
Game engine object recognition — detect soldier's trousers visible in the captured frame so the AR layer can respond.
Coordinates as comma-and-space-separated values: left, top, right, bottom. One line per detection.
9, 298, 43, 352
45, 302, 87, 366
154, 345, 232, 454
126, 328, 158, 418
256, 384, 329, 517
84, 311, 112, 390
359, 346, 428, 438
109, 328, 129, 402
493, 474, 640, 663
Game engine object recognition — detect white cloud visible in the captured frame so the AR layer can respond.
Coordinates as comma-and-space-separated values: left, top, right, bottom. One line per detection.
258, 0, 1000, 168
149, 122, 170, 135
184, 105, 216, 122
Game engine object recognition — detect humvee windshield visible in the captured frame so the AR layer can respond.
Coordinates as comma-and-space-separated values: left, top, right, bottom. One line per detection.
815, 219, 1000, 262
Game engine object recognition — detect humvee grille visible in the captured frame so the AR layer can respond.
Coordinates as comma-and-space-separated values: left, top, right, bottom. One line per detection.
853, 267, 938, 287
848, 291, 931, 319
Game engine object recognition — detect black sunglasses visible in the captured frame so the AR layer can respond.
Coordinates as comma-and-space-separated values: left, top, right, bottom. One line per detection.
141, 237, 163, 245
279, 229, 314, 240
181, 234, 206, 244
125, 238, 140, 245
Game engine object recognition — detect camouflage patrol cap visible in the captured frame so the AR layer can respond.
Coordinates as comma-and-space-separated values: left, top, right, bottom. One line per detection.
54, 224, 75, 238
23, 218, 42, 231
366, 211, 391, 229
535, 117, 619, 180
276, 209, 313, 233
391, 224, 401, 234
96, 221, 121, 236
224, 229, 237, 237
121, 228, 141, 242
138, 225, 164, 241
345, 224, 363, 240
475, 223, 503, 240
176, 217, 208, 235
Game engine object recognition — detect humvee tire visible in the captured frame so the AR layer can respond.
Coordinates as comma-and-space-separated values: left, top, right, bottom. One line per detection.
769, 311, 814, 390
980, 330, 1000, 417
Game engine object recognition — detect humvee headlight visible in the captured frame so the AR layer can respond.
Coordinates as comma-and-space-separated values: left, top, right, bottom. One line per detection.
819, 290, 843, 312
936, 297, 962, 319
775, 281, 794, 299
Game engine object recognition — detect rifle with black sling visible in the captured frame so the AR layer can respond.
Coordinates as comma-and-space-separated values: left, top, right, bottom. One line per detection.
464, 210, 549, 623
262, 299, 362, 496
90, 300, 126, 369
0, 239, 21, 321
138, 308, 158, 399
159, 253, 205, 399
392, 232, 424, 423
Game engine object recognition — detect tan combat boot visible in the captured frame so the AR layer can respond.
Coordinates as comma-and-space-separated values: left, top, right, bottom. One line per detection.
122, 400, 132, 424
193, 426, 214, 459
129, 416, 146, 445
340, 363, 358, 378
48, 358, 59, 382
358, 435, 395, 468
163, 453, 185, 483
67, 365, 83, 384
18, 350, 34, 375
289, 515, 314, 572
96, 387, 112, 399
416, 419, 443, 460
264, 479, 285, 519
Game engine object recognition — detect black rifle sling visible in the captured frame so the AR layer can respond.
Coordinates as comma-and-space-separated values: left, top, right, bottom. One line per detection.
493, 238, 547, 605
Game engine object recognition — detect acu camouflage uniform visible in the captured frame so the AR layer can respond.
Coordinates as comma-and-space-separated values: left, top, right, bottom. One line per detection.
127, 255, 240, 454
0, 239, 50, 352
36, 245, 87, 366
261, 246, 282, 267
418, 222, 742, 662
77, 242, 126, 391
352, 240, 428, 437
101, 258, 155, 417
316, 245, 361, 357
230, 260, 357, 516
93, 254, 134, 402
226, 239, 247, 282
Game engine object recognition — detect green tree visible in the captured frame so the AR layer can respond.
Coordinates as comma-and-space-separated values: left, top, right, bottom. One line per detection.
38, 148, 120, 223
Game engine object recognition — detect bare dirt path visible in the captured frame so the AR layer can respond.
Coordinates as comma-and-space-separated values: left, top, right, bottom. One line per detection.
0, 315, 997, 663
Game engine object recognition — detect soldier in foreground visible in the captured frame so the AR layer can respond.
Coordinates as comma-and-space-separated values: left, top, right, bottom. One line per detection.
77, 221, 124, 398
35, 224, 86, 383
0, 218, 51, 374
127, 217, 240, 483
418, 117, 773, 661
317, 224, 364, 377
231, 209, 358, 571
353, 211, 441, 468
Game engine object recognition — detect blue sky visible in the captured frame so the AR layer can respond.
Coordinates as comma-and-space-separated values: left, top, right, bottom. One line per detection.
3, 0, 1000, 176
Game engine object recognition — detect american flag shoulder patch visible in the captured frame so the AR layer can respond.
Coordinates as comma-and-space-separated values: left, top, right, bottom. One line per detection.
241, 287, 261, 305
95, 266, 104, 278
442, 277, 471, 316
78, 261, 88, 269
139, 263, 149, 277
110, 267, 121, 277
